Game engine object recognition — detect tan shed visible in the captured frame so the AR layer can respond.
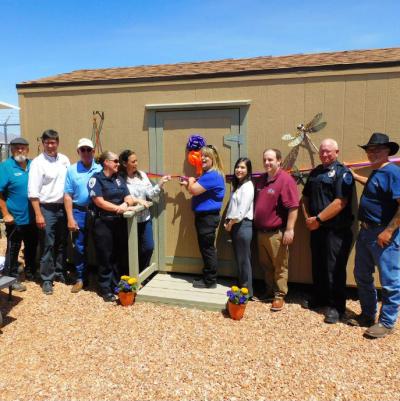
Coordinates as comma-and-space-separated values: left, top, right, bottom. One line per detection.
16, 47, 400, 289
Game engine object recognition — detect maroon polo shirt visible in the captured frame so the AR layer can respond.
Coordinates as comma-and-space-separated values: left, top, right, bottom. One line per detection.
254, 169, 299, 230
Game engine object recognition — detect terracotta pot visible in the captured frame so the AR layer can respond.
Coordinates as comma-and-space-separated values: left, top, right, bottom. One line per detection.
227, 301, 246, 320
118, 291, 136, 306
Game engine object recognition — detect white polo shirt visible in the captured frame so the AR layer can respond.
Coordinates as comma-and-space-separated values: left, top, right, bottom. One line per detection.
28, 152, 70, 203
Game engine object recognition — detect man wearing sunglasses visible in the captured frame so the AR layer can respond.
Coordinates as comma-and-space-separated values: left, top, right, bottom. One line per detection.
28, 129, 70, 295
64, 138, 101, 293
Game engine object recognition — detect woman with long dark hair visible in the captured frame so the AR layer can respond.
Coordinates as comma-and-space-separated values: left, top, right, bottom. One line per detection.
180, 145, 226, 288
118, 149, 170, 272
224, 157, 254, 297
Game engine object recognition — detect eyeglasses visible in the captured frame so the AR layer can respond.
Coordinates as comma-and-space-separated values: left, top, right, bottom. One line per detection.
79, 147, 93, 153
108, 159, 120, 164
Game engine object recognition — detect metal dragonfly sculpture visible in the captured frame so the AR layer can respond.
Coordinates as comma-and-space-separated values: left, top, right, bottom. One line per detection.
281, 113, 327, 176
281, 112, 327, 152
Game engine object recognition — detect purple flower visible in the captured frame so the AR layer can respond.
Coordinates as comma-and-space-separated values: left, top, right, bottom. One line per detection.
114, 287, 120, 294
186, 135, 206, 151
239, 296, 247, 304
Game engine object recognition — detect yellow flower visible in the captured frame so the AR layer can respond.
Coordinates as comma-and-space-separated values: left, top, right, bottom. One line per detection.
231, 286, 239, 292
121, 275, 130, 281
128, 278, 137, 285
241, 288, 249, 295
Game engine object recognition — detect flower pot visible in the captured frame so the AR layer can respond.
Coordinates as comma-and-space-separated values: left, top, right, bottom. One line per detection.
118, 291, 136, 306
227, 300, 246, 320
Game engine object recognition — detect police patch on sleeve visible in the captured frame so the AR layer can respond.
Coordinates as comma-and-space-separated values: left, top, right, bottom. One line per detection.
89, 190, 96, 197
88, 177, 96, 188
343, 172, 353, 185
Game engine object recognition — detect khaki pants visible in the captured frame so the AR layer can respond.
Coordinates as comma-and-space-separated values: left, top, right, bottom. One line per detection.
257, 230, 288, 298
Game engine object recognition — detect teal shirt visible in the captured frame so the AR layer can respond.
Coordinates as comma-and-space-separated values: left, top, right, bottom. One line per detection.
0, 157, 33, 225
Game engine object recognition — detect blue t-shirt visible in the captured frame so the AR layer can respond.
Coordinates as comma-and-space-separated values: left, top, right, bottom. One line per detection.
192, 170, 225, 213
0, 157, 33, 225
64, 160, 102, 206
359, 163, 400, 225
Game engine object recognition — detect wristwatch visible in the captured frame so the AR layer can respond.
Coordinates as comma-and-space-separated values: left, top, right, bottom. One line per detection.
316, 215, 323, 224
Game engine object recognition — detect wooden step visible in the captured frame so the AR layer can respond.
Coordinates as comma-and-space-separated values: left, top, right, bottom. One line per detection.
136, 273, 234, 311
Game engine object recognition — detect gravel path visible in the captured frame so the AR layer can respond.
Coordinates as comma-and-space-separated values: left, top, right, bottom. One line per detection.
0, 236, 399, 401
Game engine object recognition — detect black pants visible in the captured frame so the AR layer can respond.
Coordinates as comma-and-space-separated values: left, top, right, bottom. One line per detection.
93, 216, 128, 295
39, 204, 68, 282
310, 226, 353, 314
194, 212, 220, 285
4, 223, 38, 278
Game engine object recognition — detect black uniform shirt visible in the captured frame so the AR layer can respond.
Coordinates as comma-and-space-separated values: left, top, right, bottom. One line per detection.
88, 170, 130, 214
303, 160, 354, 228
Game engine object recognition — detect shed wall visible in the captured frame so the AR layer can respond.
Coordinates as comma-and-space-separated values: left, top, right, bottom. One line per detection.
18, 68, 400, 285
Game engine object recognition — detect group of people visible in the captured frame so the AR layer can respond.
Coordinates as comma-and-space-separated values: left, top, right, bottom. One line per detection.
0, 128, 399, 339
180, 133, 400, 339
0, 130, 170, 302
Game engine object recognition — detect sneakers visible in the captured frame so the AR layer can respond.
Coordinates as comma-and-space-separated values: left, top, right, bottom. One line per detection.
12, 281, 27, 292
71, 280, 84, 293
42, 281, 53, 295
192, 279, 217, 289
324, 307, 342, 324
270, 297, 285, 312
365, 323, 394, 339
346, 314, 375, 328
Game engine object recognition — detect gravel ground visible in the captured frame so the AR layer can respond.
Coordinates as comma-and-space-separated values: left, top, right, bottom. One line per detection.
0, 236, 400, 401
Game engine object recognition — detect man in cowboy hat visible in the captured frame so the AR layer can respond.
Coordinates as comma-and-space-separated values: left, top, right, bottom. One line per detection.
349, 132, 400, 338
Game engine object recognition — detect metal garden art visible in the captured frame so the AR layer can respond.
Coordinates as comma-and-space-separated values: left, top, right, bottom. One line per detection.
91, 111, 105, 157
281, 113, 327, 179
226, 286, 250, 320
114, 275, 138, 306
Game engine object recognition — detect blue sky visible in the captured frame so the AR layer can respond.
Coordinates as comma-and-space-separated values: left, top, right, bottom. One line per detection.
1, 0, 400, 109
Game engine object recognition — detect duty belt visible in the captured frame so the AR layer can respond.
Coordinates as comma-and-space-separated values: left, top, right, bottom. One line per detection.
73, 204, 89, 212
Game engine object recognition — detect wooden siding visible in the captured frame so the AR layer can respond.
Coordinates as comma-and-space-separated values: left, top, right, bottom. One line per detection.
18, 67, 400, 285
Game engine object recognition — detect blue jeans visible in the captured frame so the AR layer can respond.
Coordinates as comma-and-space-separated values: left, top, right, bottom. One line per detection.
231, 219, 253, 297
138, 219, 154, 272
354, 226, 400, 328
39, 204, 68, 282
71, 208, 87, 281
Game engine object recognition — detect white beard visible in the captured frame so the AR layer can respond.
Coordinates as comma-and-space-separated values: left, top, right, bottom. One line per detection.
14, 155, 27, 163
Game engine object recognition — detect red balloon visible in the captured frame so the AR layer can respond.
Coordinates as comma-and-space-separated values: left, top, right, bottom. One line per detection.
188, 150, 202, 175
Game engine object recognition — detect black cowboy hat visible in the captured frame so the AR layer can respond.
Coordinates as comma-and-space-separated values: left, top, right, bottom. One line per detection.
359, 132, 399, 156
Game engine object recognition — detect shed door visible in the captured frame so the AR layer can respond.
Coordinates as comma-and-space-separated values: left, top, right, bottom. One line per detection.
154, 109, 242, 276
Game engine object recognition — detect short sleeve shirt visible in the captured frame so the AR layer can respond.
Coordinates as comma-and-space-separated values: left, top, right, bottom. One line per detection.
254, 169, 299, 230
88, 171, 130, 214
358, 163, 400, 225
64, 160, 102, 206
303, 160, 354, 228
0, 157, 33, 225
191, 170, 225, 213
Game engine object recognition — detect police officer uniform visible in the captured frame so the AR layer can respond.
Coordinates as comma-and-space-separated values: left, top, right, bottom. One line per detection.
303, 160, 354, 316
88, 171, 130, 300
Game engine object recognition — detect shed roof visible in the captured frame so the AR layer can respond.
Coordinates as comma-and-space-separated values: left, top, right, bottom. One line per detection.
17, 47, 400, 89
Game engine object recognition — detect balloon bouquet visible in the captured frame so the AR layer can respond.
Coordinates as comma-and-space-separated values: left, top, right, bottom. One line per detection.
186, 134, 206, 176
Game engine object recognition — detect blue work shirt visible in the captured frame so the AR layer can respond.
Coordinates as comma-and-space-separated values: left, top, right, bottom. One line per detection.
192, 170, 225, 213
88, 170, 130, 213
0, 157, 33, 225
64, 160, 102, 206
359, 163, 400, 225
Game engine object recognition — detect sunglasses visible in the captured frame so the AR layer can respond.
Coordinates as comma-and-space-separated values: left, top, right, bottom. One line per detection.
108, 159, 120, 164
79, 147, 93, 152
206, 144, 216, 151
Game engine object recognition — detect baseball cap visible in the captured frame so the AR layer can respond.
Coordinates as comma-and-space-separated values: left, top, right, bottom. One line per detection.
77, 138, 94, 149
